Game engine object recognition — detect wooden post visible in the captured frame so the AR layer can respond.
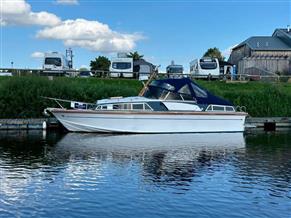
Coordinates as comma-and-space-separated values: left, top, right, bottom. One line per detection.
138, 70, 158, 96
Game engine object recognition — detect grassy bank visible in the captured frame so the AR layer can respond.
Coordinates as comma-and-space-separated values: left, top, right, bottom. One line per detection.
0, 76, 290, 118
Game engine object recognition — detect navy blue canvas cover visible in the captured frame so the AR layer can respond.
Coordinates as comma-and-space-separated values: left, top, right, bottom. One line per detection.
147, 78, 233, 106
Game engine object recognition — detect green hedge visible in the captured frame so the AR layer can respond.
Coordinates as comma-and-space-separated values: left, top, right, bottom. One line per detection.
0, 76, 290, 118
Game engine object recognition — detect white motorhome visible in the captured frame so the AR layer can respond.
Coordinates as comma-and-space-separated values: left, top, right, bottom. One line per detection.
166, 61, 184, 78
190, 57, 220, 79
43, 52, 70, 72
109, 53, 133, 78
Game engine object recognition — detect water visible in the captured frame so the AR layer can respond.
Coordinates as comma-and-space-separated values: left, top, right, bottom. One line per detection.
0, 131, 290, 218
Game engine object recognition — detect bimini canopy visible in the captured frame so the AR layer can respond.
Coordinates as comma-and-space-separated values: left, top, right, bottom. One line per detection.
143, 78, 233, 106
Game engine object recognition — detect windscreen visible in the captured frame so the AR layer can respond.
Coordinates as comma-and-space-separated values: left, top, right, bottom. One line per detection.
168, 66, 183, 74
112, 62, 131, 70
45, 58, 62, 66
199, 59, 217, 70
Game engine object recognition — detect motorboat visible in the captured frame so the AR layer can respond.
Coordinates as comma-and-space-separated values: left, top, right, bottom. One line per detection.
45, 78, 248, 133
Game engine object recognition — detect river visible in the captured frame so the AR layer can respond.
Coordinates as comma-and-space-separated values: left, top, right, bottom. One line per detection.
0, 131, 290, 218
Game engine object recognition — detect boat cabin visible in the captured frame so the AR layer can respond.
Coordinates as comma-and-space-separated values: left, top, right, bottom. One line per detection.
143, 78, 232, 105
93, 78, 235, 113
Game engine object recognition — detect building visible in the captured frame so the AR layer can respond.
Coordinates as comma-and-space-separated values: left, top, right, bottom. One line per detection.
228, 27, 291, 76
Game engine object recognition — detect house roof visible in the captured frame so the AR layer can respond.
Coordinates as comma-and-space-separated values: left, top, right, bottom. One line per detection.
272, 28, 291, 38
233, 36, 291, 51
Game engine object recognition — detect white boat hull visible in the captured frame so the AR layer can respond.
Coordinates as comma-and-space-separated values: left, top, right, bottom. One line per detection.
49, 109, 247, 133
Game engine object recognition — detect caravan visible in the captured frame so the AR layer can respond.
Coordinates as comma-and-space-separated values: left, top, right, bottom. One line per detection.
190, 57, 220, 79
43, 52, 70, 72
166, 61, 184, 78
109, 53, 134, 78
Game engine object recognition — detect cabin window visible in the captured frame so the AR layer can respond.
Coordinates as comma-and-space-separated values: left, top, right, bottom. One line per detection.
165, 92, 183, 100
96, 105, 101, 109
145, 103, 152, 111
226, 106, 235, 112
147, 102, 168, 111
212, 106, 225, 111
178, 85, 193, 100
102, 105, 107, 110
132, 104, 144, 110
144, 86, 169, 99
113, 104, 121, 109
121, 104, 131, 110
191, 83, 208, 98
180, 94, 194, 101
178, 85, 191, 95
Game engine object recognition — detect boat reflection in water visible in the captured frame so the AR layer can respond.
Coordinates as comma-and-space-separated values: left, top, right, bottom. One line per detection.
56, 132, 245, 149
0, 131, 290, 218
54, 132, 245, 188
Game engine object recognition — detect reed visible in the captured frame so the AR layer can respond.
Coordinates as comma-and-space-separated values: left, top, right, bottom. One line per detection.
0, 76, 290, 118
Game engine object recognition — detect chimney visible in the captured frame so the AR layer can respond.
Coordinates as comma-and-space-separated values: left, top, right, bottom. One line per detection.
288, 25, 290, 32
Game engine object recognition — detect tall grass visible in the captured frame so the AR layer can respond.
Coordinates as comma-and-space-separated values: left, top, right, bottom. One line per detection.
0, 76, 142, 118
0, 76, 290, 118
197, 80, 291, 117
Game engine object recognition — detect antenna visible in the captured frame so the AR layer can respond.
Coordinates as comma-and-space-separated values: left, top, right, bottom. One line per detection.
66, 48, 74, 69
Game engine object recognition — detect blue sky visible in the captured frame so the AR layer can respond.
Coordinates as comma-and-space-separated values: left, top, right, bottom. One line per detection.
1, 0, 290, 71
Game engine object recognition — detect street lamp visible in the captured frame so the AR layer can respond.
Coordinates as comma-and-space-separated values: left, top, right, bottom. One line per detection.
11, 61, 14, 69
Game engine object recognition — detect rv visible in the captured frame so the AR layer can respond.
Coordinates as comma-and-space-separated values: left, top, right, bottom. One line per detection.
109, 53, 134, 78
190, 57, 220, 79
166, 61, 183, 78
43, 52, 70, 74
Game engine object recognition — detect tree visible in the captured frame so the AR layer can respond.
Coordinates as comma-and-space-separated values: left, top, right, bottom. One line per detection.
90, 56, 111, 71
203, 47, 224, 61
127, 51, 144, 61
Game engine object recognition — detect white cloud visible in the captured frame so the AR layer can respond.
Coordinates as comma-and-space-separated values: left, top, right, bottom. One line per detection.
36, 19, 143, 53
1, 0, 142, 53
31, 51, 45, 59
222, 44, 238, 59
55, 0, 79, 5
0, 0, 61, 26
